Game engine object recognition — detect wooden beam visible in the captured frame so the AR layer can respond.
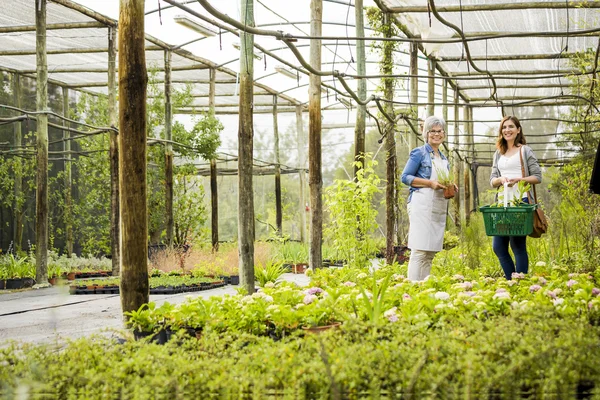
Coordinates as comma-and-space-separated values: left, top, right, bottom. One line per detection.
209, 68, 218, 252
21, 64, 209, 74
308, 0, 323, 270
0, 21, 105, 33
238, 0, 256, 292
50, 0, 117, 26
108, 26, 120, 277
118, 0, 149, 314
35, 0, 50, 285
0, 45, 162, 56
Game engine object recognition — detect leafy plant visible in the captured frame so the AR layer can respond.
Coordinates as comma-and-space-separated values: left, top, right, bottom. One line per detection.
324, 154, 381, 268
254, 261, 287, 287
433, 162, 454, 186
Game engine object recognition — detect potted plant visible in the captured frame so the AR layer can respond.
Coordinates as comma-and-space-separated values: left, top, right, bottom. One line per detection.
434, 163, 456, 199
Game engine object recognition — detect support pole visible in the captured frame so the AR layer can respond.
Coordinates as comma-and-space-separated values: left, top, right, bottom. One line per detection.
308, 0, 323, 270
238, 0, 256, 293
119, 0, 149, 314
35, 0, 49, 285
354, 0, 366, 178
209, 68, 219, 252
63, 87, 73, 256
108, 26, 120, 276
382, 13, 397, 265
452, 89, 461, 228
442, 79, 448, 123
427, 58, 435, 117
273, 96, 283, 236
13, 74, 23, 253
164, 50, 174, 247
409, 41, 418, 151
463, 106, 472, 223
296, 105, 306, 243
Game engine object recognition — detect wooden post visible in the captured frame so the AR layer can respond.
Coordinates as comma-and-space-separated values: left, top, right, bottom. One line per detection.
108, 26, 120, 276
467, 106, 475, 214
296, 105, 306, 243
209, 68, 219, 252
63, 87, 73, 256
119, 0, 149, 314
382, 13, 397, 265
452, 89, 461, 228
35, 0, 49, 285
238, 0, 256, 293
409, 42, 418, 151
354, 0, 366, 178
463, 106, 472, 223
427, 58, 435, 117
164, 49, 174, 247
13, 74, 23, 253
273, 96, 283, 236
309, 0, 323, 270
442, 79, 448, 123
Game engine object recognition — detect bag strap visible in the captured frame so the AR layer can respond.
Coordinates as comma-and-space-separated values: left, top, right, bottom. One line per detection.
519, 146, 538, 204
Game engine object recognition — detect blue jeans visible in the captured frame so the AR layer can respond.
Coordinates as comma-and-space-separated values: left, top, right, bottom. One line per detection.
492, 235, 528, 279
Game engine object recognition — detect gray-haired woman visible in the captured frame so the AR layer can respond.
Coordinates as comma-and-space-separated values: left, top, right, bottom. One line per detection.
401, 116, 453, 281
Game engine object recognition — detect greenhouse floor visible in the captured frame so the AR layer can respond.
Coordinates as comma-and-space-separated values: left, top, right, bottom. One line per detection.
0, 273, 310, 347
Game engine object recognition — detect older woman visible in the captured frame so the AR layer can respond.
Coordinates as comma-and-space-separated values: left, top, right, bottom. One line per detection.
401, 116, 453, 281
490, 115, 542, 279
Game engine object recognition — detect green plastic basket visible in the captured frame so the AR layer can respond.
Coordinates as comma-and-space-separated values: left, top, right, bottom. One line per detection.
479, 204, 537, 236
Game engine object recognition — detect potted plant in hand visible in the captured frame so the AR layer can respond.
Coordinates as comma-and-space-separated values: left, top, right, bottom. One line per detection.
434, 163, 456, 199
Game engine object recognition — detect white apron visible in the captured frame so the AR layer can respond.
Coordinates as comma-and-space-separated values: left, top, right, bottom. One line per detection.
407, 157, 449, 252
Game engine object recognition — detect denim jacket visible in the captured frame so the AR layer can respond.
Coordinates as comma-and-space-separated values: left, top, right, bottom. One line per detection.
401, 143, 449, 203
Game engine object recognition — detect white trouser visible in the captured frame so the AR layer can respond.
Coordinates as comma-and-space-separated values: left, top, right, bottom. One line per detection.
407, 250, 436, 281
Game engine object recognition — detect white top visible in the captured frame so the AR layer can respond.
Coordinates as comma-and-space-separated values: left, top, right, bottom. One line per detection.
498, 152, 522, 202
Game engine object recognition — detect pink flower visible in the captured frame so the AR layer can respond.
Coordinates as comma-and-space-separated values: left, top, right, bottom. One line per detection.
589, 302, 594, 310
303, 294, 317, 305
566, 280, 578, 288
546, 290, 557, 300
511, 272, 526, 280
496, 288, 507, 294
592, 288, 600, 296
452, 274, 465, 281
529, 285, 542, 293
403, 293, 412, 300
306, 287, 323, 295
568, 273, 577, 278
538, 277, 547, 286
343, 281, 356, 287
461, 281, 474, 290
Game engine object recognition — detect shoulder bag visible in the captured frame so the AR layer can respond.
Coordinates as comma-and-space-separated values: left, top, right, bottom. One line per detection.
519, 147, 548, 238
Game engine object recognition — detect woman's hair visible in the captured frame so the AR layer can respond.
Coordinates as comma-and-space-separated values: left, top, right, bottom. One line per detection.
422, 115, 447, 142
496, 115, 526, 154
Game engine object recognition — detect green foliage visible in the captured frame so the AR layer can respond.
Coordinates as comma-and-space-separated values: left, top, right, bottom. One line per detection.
254, 260, 287, 287
324, 154, 381, 267
173, 169, 207, 246
0, 254, 34, 279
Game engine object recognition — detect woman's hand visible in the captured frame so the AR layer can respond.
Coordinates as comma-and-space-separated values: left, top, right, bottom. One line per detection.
429, 180, 447, 190
507, 177, 522, 187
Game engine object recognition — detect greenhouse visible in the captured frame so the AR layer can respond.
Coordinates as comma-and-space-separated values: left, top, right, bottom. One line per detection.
1, 0, 600, 397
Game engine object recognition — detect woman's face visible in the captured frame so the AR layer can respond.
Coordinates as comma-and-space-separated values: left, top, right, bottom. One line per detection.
501, 119, 521, 143
427, 125, 445, 146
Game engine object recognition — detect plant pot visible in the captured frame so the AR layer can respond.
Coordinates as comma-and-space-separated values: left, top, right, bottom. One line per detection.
48, 277, 58, 285
302, 322, 342, 334
293, 263, 308, 274
0, 280, 5, 290
229, 275, 240, 285
5, 278, 24, 290
443, 185, 456, 199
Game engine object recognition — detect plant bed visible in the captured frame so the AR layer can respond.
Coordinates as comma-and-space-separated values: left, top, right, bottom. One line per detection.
4, 277, 35, 290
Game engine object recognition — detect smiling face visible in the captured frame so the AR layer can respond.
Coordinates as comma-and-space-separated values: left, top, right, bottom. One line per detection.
427, 125, 445, 146
501, 119, 521, 144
